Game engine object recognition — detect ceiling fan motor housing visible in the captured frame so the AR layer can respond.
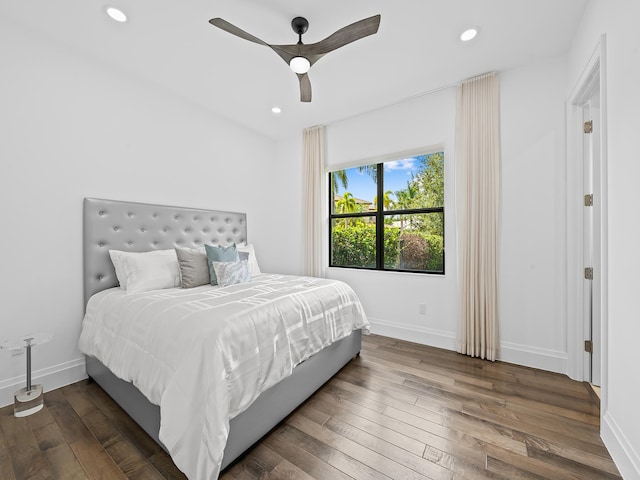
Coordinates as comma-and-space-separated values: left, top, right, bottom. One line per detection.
291, 17, 309, 37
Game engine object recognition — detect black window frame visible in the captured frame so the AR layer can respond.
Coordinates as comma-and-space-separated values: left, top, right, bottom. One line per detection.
329, 160, 445, 274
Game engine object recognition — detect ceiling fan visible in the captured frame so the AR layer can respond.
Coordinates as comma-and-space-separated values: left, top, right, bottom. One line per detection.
208, 14, 381, 102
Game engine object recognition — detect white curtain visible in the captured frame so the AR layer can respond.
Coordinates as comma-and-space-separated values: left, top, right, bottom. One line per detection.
456, 72, 500, 361
302, 125, 325, 277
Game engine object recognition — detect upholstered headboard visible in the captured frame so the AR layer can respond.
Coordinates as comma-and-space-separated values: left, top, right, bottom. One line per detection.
83, 198, 247, 306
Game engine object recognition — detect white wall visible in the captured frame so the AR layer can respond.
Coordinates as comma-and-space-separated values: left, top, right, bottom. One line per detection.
324, 89, 459, 351
0, 20, 277, 407
276, 57, 570, 372
499, 56, 569, 372
568, 1, 640, 478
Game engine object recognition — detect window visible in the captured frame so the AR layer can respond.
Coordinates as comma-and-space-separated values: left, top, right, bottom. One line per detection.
329, 152, 444, 273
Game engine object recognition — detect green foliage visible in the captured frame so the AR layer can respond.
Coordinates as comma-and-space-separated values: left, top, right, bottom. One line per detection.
398, 231, 444, 272
331, 224, 443, 272
331, 222, 377, 268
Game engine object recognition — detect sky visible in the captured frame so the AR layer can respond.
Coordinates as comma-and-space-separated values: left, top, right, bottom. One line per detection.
335, 157, 420, 203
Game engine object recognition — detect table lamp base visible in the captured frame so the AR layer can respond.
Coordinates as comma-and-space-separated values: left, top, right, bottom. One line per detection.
14, 384, 43, 417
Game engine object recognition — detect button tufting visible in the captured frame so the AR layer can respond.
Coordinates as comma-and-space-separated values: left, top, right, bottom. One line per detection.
114, 226, 119, 232
141, 228, 146, 233
153, 214, 158, 219
203, 228, 209, 233
128, 242, 133, 246
174, 215, 180, 220
99, 211, 104, 216
225, 217, 231, 223
194, 216, 200, 221
218, 228, 225, 234
153, 241, 158, 246
98, 275, 103, 280
128, 212, 134, 217
211, 216, 217, 222
98, 242, 104, 247
184, 228, 191, 233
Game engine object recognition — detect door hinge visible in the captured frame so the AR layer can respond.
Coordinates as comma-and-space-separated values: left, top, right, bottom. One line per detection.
584, 194, 593, 206
584, 267, 593, 280
585, 340, 593, 353
584, 120, 593, 134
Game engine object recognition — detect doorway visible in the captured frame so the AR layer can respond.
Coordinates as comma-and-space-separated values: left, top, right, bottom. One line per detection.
566, 35, 608, 406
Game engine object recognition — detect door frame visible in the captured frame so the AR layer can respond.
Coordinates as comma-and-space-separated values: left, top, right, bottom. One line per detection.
566, 34, 608, 412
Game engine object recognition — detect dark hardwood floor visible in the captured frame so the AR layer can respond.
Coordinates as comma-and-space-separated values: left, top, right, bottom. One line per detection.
0, 335, 620, 479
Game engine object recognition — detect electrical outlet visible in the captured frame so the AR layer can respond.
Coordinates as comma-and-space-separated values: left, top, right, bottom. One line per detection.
418, 303, 427, 315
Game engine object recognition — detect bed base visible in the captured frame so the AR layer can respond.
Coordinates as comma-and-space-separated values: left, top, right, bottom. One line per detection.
86, 329, 361, 471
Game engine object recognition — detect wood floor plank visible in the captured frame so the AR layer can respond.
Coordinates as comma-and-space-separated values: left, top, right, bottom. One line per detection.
1, 408, 54, 480
261, 430, 354, 480
0, 334, 621, 480
41, 443, 88, 480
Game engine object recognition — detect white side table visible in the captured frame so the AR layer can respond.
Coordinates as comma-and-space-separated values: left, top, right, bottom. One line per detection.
0, 333, 53, 417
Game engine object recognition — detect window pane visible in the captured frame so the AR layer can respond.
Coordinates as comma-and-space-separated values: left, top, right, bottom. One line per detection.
383, 212, 444, 272
331, 217, 376, 268
331, 165, 377, 214
383, 152, 444, 211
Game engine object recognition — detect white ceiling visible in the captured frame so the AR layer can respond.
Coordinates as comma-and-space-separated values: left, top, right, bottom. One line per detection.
3, 0, 588, 140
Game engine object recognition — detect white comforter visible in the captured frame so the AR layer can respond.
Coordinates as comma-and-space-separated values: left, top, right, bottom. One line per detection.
78, 274, 369, 479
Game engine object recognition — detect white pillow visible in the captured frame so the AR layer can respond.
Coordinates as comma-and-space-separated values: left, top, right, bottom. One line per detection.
109, 250, 129, 289
109, 249, 180, 294
236, 243, 262, 276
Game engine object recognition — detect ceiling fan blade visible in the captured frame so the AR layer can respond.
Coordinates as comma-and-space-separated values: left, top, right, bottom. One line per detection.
297, 73, 312, 103
302, 14, 381, 58
209, 18, 269, 47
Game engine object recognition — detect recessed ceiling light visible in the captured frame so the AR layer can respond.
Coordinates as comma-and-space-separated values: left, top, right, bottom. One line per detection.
106, 7, 127, 23
271, 106, 282, 114
460, 28, 478, 42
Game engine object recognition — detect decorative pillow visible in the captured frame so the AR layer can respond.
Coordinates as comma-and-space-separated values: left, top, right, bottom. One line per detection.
236, 243, 262, 276
212, 260, 251, 287
205, 244, 239, 285
175, 246, 209, 288
110, 249, 181, 294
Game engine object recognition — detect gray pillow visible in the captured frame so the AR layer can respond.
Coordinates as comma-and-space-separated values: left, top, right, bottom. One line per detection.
205, 244, 239, 285
175, 247, 209, 288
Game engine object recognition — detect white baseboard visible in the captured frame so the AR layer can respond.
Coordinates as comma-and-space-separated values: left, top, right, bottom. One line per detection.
602, 410, 640, 479
368, 318, 457, 351
0, 357, 87, 408
498, 341, 568, 374
368, 319, 568, 374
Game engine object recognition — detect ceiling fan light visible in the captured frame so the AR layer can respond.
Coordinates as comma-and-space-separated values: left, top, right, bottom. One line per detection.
460, 27, 478, 42
106, 7, 127, 23
289, 56, 310, 74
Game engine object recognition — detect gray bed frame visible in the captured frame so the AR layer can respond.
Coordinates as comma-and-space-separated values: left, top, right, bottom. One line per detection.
83, 197, 361, 471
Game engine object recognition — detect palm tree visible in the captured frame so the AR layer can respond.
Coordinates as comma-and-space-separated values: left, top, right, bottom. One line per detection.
395, 181, 418, 229
373, 190, 396, 210
331, 170, 348, 197
336, 192, 357, 213
335, 192, 357, 226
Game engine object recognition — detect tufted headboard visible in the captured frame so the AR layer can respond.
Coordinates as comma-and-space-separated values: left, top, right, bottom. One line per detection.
83, 198, 247, 307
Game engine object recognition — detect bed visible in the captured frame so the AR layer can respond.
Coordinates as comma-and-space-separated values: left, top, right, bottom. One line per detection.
79, 197, 368, 479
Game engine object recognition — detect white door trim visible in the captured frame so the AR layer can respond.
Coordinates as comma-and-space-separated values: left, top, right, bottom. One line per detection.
566, 34, 608, 413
